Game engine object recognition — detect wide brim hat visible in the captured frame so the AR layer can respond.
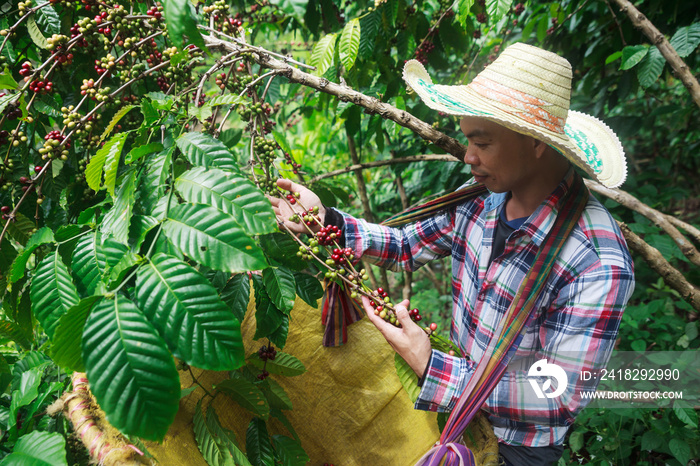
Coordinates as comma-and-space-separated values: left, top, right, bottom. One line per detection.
403, 43, 627, 188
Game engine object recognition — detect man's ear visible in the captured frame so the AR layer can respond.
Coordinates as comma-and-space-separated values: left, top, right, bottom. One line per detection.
532, 138, 550, 159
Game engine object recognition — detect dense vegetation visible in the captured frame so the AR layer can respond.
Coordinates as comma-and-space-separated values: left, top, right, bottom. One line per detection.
0, 0, 698, 464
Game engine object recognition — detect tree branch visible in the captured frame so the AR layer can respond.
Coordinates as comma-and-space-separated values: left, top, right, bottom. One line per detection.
308, 154, 459, 183
610, 0, 700, 108
619, 223, 700, 316
201, 33, 468, 159
585, 179, 700, 267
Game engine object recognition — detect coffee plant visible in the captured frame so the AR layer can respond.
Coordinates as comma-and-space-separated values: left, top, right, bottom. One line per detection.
0, 0, 698, 464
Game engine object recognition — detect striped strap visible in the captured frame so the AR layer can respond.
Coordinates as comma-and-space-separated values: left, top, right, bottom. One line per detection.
382, 183, 488, 227
416, 172, 590, 466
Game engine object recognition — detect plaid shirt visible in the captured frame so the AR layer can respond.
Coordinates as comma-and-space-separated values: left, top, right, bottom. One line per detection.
339, 169, 635, 447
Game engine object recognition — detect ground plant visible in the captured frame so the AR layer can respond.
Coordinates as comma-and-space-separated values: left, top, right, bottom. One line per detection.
0, 0, 698, 465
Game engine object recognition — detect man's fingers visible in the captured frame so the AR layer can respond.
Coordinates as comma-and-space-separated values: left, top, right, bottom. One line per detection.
276, 178, 300, 193
394, 302, 413, 328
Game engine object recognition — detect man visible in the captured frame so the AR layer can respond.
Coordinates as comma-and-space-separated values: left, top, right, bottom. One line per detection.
271, 43, 635, 466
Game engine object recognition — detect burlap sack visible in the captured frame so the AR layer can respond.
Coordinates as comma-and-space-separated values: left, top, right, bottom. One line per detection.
145, 293, 442, 465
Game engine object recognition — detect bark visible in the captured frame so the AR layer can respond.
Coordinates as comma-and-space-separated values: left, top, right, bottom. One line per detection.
585, 180, 700, 267
610, 0, 700, 109
202, 33, 468, 159
619, 223, 700, 316
309, 154, 459, 183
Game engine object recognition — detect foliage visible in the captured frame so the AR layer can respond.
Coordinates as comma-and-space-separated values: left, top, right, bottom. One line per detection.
0, 0, 698, 464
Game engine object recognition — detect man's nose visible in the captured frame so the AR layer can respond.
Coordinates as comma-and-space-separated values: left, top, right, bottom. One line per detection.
463, 145, 479, 166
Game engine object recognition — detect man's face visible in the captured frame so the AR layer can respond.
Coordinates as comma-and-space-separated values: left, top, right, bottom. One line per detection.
459, 116, 536, 193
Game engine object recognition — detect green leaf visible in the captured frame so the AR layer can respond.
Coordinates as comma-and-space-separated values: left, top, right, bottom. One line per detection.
71, 232, 124, 296
359, 11, 380, 60
0, 93, 17, 116
247, 352, 305, 377
105, 249, 139, 287
269, 409, 299, 442
27, 17, 48, 49
0, 68, 19, 90
51, 296, 102, 372
246, 418, 275, 466
0, 431, 67, 466
163, 203, 267, 273
216, 373, 269, 419
82, 296, 180, 440
394, 353, 420, 403
86, 132, 126, 192
30, 250, 79, 339
637, 47, 665, 88
259, 233, 307, 271
101, 106, 135, 142
103, 132, 128, 196
188, 103, 214, 122
619, 45, 649, 70
10, 227, 55, 283
673, 399, 698, 428
0, 319, 32, 350
220, 274, 251, 322
101, 170, 136, 244
175, 167, 277, 235
268, 314, 289, 349
252, 274, 285, 339
668, 438, 690, 465
669, 22, 700, 58
272, 435, 309, 466
339, 18, 360, 71
125, 142, 164, 164
163, 0, 207, 51
139, 148, 173, 213
8, 368, 41, 430
641, 430, 662, 451
176, 132, 241, 172
271, 0, 307, 18
260, 378, 293, 411
189, 95, 245, 121
4, 212, 35, 245
35, 5, 61, 35
309, 33, 336, 77
457, 0, 475, 28
486, 0, 510, 21
568, 430, 584, 452
262, 267, 296, 314
194, 400, 252, 466
292, 272, 323, 308
135, 253, 245, 371
605, 51, 623, 65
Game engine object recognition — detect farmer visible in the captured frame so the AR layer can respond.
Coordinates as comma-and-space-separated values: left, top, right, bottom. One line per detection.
271, 43, 635, 466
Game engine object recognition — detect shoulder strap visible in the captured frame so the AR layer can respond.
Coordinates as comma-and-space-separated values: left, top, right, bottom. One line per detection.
381, 183, 488, 227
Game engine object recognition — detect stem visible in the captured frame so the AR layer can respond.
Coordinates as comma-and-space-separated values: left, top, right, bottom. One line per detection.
187, 366, 214, 398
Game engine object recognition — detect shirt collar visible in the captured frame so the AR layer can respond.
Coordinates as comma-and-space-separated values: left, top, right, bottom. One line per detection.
482, 167, 577, 248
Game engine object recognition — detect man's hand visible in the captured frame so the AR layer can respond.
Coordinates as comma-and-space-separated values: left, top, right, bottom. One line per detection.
268, 179, 326, 234
361, 297, 432, 378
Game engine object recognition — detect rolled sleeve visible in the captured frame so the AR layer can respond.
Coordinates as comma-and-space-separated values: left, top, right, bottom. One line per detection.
414, 350, 476, 412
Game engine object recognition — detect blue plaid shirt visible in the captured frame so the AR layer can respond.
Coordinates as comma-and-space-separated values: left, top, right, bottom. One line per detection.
338, 170, 635, 447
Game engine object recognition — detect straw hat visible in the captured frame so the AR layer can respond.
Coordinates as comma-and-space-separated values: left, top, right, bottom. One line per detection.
403, 43, 627, 188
